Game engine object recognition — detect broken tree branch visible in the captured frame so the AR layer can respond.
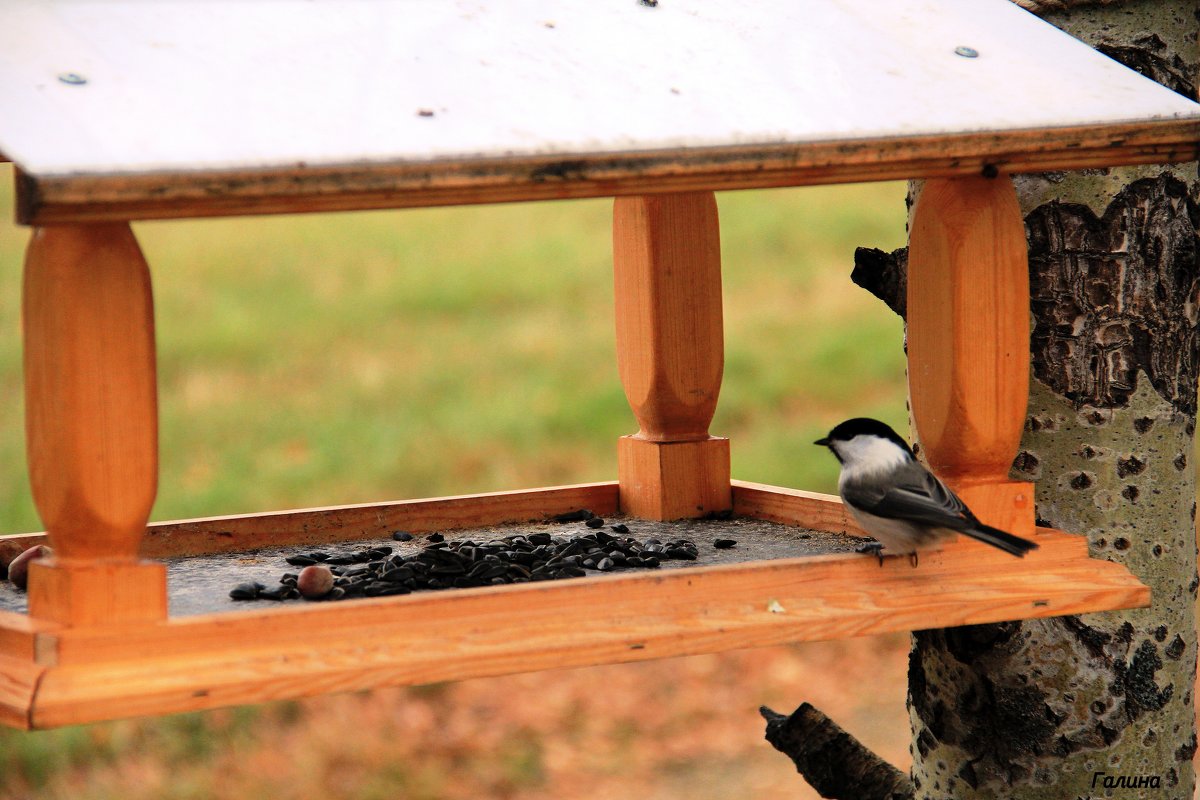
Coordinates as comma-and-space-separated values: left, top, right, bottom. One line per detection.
851, 246, 908, 320
760, 703, 914, 800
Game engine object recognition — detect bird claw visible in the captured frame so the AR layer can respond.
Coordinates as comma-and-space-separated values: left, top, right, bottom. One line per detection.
855, 541, 885, 567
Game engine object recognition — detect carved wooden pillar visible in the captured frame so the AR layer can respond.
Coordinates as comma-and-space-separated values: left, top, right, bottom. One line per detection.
907, 175, 1034, 537
612, 192, 731, 520
23, 223, 166, 625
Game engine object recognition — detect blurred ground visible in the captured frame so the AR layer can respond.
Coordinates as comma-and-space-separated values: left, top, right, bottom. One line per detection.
0, 639, 911, 800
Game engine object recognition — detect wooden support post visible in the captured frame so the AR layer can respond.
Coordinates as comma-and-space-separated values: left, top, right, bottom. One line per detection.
22, 223, 166, 626
613, 192, 731, 520
907, 176, 1034, 538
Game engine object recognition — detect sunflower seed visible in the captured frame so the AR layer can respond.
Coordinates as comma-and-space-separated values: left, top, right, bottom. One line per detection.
229, 583, 262, 600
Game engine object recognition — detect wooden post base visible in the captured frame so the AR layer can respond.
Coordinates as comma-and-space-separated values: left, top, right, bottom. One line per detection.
950, 480, 1035, 540
618, 436, 731, 520
28, 560, 167, 627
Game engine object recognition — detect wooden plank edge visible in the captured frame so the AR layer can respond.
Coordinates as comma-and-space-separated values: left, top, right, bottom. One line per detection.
732, 480, 1089, 560
0, 610, 56, 661
0, 656, 44, 730
0, 482, 620, 563
0, 609, 61, 729
16, 119, 1200, 223
28, 557, 1147, 728
732, 481, 856, 532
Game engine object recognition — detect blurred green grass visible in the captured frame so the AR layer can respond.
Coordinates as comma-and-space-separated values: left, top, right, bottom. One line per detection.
0, 165, 907, 533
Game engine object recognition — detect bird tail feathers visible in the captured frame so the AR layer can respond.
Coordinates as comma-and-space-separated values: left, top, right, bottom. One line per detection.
963, 523, 1038, 557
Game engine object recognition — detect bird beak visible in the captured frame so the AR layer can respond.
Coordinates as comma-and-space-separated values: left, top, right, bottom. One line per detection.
814, 436, 831, 447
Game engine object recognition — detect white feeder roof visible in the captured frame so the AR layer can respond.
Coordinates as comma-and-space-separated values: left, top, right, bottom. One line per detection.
1, 0, 1197, 221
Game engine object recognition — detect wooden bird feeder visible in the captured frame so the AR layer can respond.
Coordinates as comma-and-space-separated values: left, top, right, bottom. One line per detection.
0, 0, 1195, 730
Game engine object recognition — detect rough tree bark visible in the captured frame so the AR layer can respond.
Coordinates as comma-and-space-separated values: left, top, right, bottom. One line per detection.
907, 5, 1198, 797
768, 2, 1199, 798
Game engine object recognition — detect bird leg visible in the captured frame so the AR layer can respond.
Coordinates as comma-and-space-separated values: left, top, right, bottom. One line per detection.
855, 541, 886, 566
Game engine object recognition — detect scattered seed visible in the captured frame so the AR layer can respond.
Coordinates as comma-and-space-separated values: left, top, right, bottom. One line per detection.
229, 582, 264, 601
665, 547, 697, 560
259, 586, 293, 601
229, 520, 740, 605
552, 509, 594, 523
713, 539, 737, 549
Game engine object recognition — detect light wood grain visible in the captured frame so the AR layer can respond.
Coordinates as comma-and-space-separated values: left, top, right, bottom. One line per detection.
27, 561, 167, 628
0, 656, 43, 730
617, 436, 731, 520
907, 175, 1035, 537
955, 481, 1037, 542
0, 610, 52, 662
613, 193, 723, 443
140, 482, 621, 556
0, 483, 619, 564
733, 482, 862, 533
613, 192, 730, 519
11, 123, 1200, 224
22, 224, 166, 624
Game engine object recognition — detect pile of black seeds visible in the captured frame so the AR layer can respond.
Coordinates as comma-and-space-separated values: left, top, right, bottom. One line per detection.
228, 513, 736, 603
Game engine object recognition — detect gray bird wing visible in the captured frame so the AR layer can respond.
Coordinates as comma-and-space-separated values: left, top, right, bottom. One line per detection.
841, 463, 974, 531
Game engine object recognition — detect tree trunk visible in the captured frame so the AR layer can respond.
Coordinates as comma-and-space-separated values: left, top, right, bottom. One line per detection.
905, 2, 1199, 796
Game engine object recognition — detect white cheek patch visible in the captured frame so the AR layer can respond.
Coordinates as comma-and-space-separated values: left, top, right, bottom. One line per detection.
836, 435, 911, 479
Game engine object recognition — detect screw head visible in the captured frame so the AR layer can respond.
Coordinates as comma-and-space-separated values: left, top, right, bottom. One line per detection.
954, 46, 979, 58
57, 72, 88, 85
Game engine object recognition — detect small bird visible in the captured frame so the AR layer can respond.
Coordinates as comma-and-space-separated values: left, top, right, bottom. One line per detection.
815, 417, 1037, 562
